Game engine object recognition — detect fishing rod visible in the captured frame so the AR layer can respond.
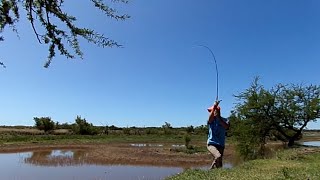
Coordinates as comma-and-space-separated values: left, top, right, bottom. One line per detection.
196, 45, 220, 104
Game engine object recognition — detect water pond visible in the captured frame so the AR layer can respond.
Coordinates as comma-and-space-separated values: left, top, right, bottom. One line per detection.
0, 149, 234, 180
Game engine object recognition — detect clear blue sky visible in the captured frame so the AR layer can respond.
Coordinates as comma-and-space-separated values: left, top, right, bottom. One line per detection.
0, 0, 319, 129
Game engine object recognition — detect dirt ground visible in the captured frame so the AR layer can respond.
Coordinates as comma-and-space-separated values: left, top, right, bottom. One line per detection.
0, 142, 236, 168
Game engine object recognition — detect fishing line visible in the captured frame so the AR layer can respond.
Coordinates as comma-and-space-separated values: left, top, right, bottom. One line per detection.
195, 45, 220, 102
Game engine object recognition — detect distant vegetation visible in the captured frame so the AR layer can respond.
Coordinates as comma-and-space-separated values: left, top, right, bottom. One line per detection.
29, 117, 208, 137
33, 117, 55, 133
72, 116, 99, 135
0, 118, 198, 143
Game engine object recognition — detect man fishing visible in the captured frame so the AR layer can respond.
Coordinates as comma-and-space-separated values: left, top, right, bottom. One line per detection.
196, 45, 229, 168
207, 101, 230, 169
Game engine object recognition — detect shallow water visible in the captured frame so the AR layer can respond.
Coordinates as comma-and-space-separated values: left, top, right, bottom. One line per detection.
130, 143, 184, 147
130, 143, 164, 147
0, 149, 234, 180
300, 141, 320, 147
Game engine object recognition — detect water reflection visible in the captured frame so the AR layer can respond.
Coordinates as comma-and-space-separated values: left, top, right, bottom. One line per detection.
130, 144, 164, 147
24, 150, 89, 167
22, 149, 236, 169
130, 144, 186, 148
171, 144, 185, 148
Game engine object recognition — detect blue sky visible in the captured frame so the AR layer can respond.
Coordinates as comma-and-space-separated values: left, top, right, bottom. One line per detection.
0, 0, 319, 129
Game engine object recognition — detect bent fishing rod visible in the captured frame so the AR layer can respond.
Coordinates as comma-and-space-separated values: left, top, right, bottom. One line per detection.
196, 45, 221, 104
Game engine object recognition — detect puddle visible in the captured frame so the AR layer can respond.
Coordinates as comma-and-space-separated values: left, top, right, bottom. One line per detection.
171, 144, 185, 148
130, 143, 147, 147
0, 149, 235, 180
300, 141, 320, 147
130, 144, 164, 147
129, 144, 186, 148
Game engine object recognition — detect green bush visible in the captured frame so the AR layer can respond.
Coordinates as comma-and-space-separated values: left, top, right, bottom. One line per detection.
162, 122, 173, 135
194, 125, 208, 135
186, 125, 194, 134
72, 116, 98, 135
123, 127, 130, 135
33, 117, 55, 133
184, 135, 191, 149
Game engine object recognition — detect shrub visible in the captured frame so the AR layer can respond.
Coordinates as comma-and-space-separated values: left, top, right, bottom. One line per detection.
186, 125, 194, 134
194, 125, 208, 135
184, 135, 191, 149
162, 122, 173, 135
123, 127, 130, 135
72, 116, 98, 135
33, 117, 55, 133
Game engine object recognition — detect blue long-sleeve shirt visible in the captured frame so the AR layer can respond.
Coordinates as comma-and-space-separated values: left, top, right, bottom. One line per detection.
207, 117, 229, 147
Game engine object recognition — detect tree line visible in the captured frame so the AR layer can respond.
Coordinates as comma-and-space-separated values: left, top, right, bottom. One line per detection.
33, 117, 208, 136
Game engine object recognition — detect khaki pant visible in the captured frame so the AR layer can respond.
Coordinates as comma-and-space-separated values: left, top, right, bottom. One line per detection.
207, 144, 225, 169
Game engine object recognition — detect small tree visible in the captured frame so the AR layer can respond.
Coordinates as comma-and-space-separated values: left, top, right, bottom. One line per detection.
162, 122, 172, 135
232, 78, 274, 159
72, 116, 98, 135
184, 135, 191, 149
162, 122, 172, 129
186, 125, 194, 134
33, 117, 55, 133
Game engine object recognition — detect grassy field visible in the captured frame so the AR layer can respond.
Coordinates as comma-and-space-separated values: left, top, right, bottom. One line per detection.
168, 147, 320, 180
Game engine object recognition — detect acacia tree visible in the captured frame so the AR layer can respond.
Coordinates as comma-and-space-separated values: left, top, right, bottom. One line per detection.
232, 77, 320, 159
274, 84, 320, 146
231, 78, 275, 159
0, 0, 129, 68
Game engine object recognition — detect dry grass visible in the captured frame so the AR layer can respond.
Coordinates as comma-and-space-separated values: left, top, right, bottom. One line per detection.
0, 127, 43, 135
0, 127, 70, 135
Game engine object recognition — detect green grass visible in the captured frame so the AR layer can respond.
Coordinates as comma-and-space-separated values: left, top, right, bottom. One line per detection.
167, 147, 320, 180
0, 133, 207, 145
